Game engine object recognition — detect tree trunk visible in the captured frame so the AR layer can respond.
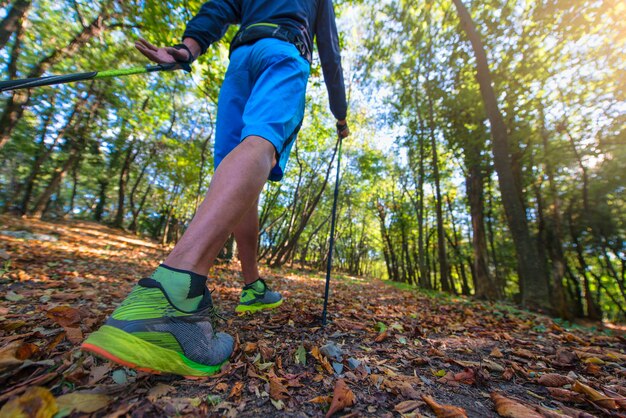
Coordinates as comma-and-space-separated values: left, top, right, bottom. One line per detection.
467, 163, 499, 299
427, 95, 451, 292
113, 144, 136, 228
0, 0, 30, 49
94, 179, 108, 222
19, 93, 87, 214
539, 108, 571, 318
451, 0, 551, 312
29, 93, 100, 218
269, 140, 339, 267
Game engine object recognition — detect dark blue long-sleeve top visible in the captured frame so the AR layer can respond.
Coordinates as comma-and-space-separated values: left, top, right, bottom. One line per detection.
183, 0, 348, 120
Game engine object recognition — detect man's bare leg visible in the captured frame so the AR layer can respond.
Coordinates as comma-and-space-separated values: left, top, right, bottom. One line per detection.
233, 200, 261, 286
232, 200, 283, 313
164, 136, 276, 275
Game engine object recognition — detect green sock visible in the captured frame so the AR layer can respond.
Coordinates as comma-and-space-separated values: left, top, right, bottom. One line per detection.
247, 279, 266, 293
151, 264, 206, 311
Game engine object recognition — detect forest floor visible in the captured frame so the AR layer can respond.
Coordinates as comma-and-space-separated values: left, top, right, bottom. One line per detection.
0, 215, 625, 418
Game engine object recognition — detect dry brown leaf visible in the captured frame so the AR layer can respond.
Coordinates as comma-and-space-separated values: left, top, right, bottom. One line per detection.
421, 394, 468, 418
572, 380, 618, 409
242, 342, 257, 353
0, 341, 24, 371
490, 392, 542, 418
0, 386, 58, 418
512, 348, 535, 360
147, 383, 175, 403
64, 327, 83, 344
537, 373, 572, 387
269, 376, 289, 400
308, 395, 332, 404
394, 400, 425, 414
56, 392, 111, 414
15, 342, 38, 361
311, 346, 334, 374
489, 347, 504, 358
554, 348, 578, 366
325, 379, 355, 418
374, 330, 389, 343
46, 306, 81, 327
228, 381, 244, 399
88, 364, 111, 385
546, 387, 585, 403
398, 382, 421, 399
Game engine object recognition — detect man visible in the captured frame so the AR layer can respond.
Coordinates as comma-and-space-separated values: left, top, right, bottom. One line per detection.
81, 0, 349, 377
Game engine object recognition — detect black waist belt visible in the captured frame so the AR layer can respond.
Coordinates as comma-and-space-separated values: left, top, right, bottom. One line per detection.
229, 23, 312, 64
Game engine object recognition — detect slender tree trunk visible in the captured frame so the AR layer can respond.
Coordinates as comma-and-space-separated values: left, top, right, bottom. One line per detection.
0, 0, 30, 49
270, 141, 339, 267
29, 94, 99, 218
94, 179, 108, 221
539, 108, 571, 318
113, 145, 136, 228
19, 93, 88, 214
452, 0, 551, 311
467, 163, 499, 299
427, 95, 451, 292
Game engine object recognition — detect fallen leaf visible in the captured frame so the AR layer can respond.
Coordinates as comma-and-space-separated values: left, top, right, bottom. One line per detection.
512, 348, 535, 360
64, 327, 83, 344
46, 306, 81, 327
309, 395, 332, 404
228, 381, 244, 399
572, 380, 617, 409
553, 348, 578, 367
537, 373, 572, 387
490, 347, 504, 358
0, 341, 24, 371
5, 290, 23, 302
490, 392, 542, 418
295, 344, 307, 365
270, 399, 285, 410
394, 400, 424, 414
147, 383, 175, 402
374, 329, 389, 343
0, 386, 58, 418
421, 394, 467, 418
56, 392, 111, 414
546, 387, 585, 403
243, 342, 257, 353
311, 346, 334, 374
88, 364, 111, 385
269, 376, 289, 400
325, 379, 355, 418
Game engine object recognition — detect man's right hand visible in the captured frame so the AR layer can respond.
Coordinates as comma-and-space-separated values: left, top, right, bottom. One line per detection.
336, 120, 350, 139
135, 38, 201, 67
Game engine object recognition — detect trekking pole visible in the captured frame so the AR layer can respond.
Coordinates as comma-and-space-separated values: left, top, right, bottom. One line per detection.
321, 136, 343, 326
0, 63, 181, 93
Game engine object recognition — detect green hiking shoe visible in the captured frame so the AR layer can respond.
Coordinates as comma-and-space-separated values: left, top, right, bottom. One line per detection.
81, 278, 233, 377
235, 278, 283, 313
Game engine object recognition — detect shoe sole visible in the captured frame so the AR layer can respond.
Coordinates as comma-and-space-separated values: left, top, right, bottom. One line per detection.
235, 298, 283, 313
81, 325, 226, 378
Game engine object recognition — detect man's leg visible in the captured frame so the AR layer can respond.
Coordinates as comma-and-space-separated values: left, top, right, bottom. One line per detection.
232, 200, 284, 312
164, 136, 276, 275
82, 136, 276, 376
233, 201, 260, 286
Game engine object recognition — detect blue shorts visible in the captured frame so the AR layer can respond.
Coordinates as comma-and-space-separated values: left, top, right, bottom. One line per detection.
214, 38, 311, 181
